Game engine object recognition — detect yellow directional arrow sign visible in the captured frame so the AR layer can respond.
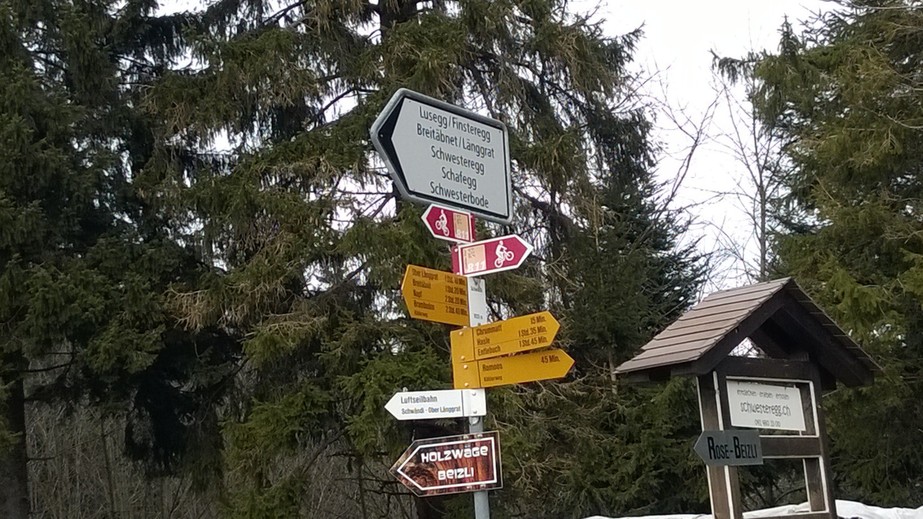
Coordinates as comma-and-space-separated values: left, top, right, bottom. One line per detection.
452, 348, 574, 389
401, 265, 469, 327
451, 311, 559, 361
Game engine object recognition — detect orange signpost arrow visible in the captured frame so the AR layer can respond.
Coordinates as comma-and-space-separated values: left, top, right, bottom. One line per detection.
401, 265, 470, 327
451, 311, 569, 388
452, 348, 574, 389
451, 311, 559, 361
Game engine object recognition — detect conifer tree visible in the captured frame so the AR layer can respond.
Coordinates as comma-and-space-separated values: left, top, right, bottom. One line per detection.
0, 2, 239, 515
494, 86, 708, 519
752, 1, 923, 505
141, 0, 707, 516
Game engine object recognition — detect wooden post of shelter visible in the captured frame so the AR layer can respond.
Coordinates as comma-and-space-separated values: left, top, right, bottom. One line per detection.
615, 278, 879, 519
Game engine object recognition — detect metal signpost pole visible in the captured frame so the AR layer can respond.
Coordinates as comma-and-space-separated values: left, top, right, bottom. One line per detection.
470, 416, 489, 519
467, 276, 490, 519
374, 90, 561, 519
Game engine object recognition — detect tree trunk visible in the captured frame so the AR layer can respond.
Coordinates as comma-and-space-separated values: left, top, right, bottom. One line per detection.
416, 495, 450, 519
378, 0, 417, 40
0, 377, 29, 519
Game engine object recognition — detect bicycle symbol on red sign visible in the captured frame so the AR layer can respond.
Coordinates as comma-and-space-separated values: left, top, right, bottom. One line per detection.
494, 240, 515, 268
434, 210, 450, 236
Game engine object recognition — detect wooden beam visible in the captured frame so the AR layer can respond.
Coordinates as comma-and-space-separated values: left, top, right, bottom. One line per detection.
773, 300, 873, 387
748, 329, 787, 359
760, 436, 822, 458
715, 356, 815, 381
800, 375, 836, 517
690, 292, 786, 375
747, 317, 792, 358
697, 374, 740, 519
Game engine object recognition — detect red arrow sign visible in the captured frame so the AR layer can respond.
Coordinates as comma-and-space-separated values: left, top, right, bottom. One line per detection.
391, 431, 502, 497
452, 235, 533, 276
422, 204, 476, 243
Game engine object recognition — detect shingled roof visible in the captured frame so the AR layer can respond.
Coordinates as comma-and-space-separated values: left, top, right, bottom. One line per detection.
615, 277, 879, 388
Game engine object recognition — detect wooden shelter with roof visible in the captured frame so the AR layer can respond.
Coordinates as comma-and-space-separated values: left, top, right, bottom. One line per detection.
616, 277, 879, 519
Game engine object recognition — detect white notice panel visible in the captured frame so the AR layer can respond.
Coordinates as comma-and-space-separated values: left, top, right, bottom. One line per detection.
726, 380, 806, 431
391, 98, 508, 219
385, 389, 487, 420
370, 89, 512, 222
467, 277, 488, 326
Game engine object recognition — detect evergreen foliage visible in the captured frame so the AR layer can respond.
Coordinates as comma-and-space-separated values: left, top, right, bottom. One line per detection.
0, 1, 239, 514
10, 0, 923, 514
139, 0, 708, 516
0, 0, 711, 515
752, 0, 923, 505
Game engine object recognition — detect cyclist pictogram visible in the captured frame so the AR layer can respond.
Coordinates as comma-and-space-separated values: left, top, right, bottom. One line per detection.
434, 210, 450, 236
453, 234, 533, 276
494, 240, 515, 268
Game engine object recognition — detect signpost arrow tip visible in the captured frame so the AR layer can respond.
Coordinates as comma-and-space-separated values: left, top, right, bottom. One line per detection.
370, 89, 512, 223
454, 234, 533, 277
693, 430, 764, 466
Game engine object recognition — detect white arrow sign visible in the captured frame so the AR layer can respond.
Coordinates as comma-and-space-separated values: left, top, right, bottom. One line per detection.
385, 389, 487, 420
370, 89, 512, 223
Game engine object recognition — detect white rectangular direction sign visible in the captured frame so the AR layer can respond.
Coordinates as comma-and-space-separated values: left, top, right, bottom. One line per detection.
727, 379, 806, 432
385, 389, 487, 420
370, 89, 512, 223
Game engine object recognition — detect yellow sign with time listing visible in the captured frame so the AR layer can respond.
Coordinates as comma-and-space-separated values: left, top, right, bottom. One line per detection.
452, 348, 574, 389
451, 311, 572, 388
401, 265, 469, 327
450, 311, 559, 361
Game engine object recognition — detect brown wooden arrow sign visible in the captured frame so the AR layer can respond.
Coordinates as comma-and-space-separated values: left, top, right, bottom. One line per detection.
391, 431, 502, 497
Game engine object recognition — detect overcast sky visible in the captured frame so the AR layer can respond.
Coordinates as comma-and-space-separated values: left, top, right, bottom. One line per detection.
159, 0, 832, 289
585, 0, 831, 289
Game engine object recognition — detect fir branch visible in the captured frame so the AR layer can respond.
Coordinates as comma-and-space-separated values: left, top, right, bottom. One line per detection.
264, 0, 309, 26
22, 363, 72, 374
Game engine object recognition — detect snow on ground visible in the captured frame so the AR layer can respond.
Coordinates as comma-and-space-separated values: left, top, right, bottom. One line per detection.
586, 500, 923, 519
